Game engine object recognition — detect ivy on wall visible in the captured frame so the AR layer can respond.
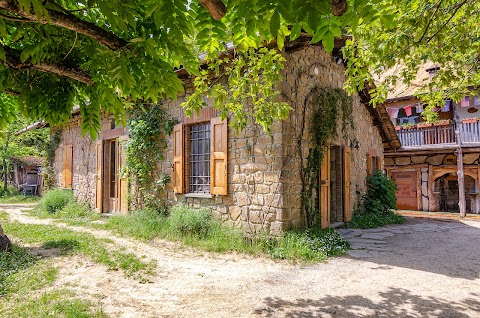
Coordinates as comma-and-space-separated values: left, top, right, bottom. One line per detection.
42, 130, 61, 190
125, 103, 175, 209
301, 86, 354, 227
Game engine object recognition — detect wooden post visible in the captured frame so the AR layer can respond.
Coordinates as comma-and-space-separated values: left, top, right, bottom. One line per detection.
454, 102, 466, 218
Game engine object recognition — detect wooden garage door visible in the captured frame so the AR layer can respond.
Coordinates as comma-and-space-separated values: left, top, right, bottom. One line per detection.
391, 171, 418, 210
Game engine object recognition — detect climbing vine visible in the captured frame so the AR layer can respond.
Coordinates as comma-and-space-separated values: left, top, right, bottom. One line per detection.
125, 103, 175, 209
181, 47, 290, 134
302, 86, 354, 227
42, 130, 61, 190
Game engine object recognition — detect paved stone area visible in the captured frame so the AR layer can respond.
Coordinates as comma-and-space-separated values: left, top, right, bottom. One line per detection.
338, 218, 467, 259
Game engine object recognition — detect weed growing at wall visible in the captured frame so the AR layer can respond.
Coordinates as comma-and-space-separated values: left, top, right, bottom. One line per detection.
302, 86, 353, 227
126, 103, 175, 209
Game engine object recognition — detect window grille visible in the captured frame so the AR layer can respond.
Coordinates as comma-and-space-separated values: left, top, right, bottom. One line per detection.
189, 123, 211, 193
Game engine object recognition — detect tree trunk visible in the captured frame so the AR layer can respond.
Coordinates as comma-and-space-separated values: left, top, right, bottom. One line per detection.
2, 138, 8, 192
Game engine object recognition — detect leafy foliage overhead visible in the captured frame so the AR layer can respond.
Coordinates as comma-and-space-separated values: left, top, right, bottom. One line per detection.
0, 0, 377, 135
0, 0, 476, 134
343, 0, 480, 120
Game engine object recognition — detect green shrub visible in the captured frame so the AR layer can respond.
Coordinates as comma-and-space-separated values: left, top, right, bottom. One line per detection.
0, 185, 20, 197
38, 189, 74, 214
363, 171, 397, 213
346, 211, 405, 229
347, 171, 404, 228
168, 205, 219, 238
103, 208, 166, 240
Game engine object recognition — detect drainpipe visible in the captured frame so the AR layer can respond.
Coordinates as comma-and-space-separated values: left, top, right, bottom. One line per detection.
453, 102, 466, 217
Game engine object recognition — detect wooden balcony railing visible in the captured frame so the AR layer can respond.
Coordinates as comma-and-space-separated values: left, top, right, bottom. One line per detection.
459, 120, 480, 143
396, 120, 480, 148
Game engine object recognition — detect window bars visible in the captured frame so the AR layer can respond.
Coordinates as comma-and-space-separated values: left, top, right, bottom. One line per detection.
189, 123, 211, 193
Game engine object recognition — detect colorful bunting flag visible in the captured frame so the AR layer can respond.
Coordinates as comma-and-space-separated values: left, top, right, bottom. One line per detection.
415, 103, 424, 113
404, 105, 412, 116
391, 108, 399, 118
461, 96, 470, 107
441, 100, 451, 112
474, 95, 480, 106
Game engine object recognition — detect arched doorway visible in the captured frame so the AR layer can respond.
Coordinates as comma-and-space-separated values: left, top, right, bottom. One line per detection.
433, 173, 477, 213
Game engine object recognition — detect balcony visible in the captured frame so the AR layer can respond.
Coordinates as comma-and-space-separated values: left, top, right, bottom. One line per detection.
396, 119, 480, 149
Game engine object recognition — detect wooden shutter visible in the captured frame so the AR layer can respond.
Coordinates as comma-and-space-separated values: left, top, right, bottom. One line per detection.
95, 140, 103, 212
62, 144, 73, 188
343, 146, 352, 222
367, 149, 376, 175
377, 156, 383, 172
173, 123, 184, 193
210, 117, 228, 195
320, 147, 330, 229
118, 135, 129, 214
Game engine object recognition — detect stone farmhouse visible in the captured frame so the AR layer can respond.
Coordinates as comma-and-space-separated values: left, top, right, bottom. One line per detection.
26, 38, 399, 235
383, 64, 480, 215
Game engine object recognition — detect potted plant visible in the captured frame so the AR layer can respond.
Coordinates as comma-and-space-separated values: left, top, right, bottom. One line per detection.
433, 119, 451, 126
462, 117, 479, 124
401, 122, 415, 130
416, 122, 432, 129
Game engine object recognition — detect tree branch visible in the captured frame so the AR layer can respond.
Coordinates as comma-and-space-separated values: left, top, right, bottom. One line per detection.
0, 1, 127, 50
2, 45, 93, 85
0, 11, 33, 22
4, 89, 19, 96
426, 0, 470, 43
198, 0, 226, 20
416, 0, 444, 43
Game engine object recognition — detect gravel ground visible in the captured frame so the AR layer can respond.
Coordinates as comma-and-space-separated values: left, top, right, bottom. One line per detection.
2, 204, 480, 318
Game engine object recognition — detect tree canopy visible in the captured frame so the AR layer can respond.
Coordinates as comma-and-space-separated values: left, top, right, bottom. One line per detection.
343, 0, 480, 121
0, 0, 478, 133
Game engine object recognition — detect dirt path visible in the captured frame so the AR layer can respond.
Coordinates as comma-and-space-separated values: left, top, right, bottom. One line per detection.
2, 204, 480, 317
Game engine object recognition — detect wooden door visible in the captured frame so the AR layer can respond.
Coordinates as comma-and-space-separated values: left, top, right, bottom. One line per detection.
95, 140, 103, 212
108, 140, 118, 212
391, 170, 418, 210
343, 146, 352, 222
118, 135, 129, 214
320, 147, 331, 229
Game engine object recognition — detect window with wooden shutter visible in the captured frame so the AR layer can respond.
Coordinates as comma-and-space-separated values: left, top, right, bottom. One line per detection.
62, 144, 73, 188
118, 135, 129, 214
95, 140, 103, 212
210, 117, 228, 195
343, 146, 352, 222
320, 147, 330, 229
173, 123, 184, 193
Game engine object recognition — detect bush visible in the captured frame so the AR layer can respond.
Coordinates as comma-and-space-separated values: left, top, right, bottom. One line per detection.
347, 171, 404, 228
0, 186, 20, 198
363, 171, 397, 213
168, 205, 220, 238
345, 211, 405, 229
39, 189, 74, 214
104, 208, 166, 240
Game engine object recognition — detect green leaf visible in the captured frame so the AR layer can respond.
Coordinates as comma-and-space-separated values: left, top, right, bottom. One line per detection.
290, 23, 302, 41
322, 32, 334, 52
270, 10, 280, 38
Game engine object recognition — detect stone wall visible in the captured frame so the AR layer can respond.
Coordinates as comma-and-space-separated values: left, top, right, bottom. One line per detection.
158, 45, 384, 234
53, 45, 385, 235
53, 114, 119, 207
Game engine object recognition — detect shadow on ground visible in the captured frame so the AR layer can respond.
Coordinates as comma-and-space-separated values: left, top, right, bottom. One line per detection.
255, 288, 480, 317
348, 218, 480, 280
